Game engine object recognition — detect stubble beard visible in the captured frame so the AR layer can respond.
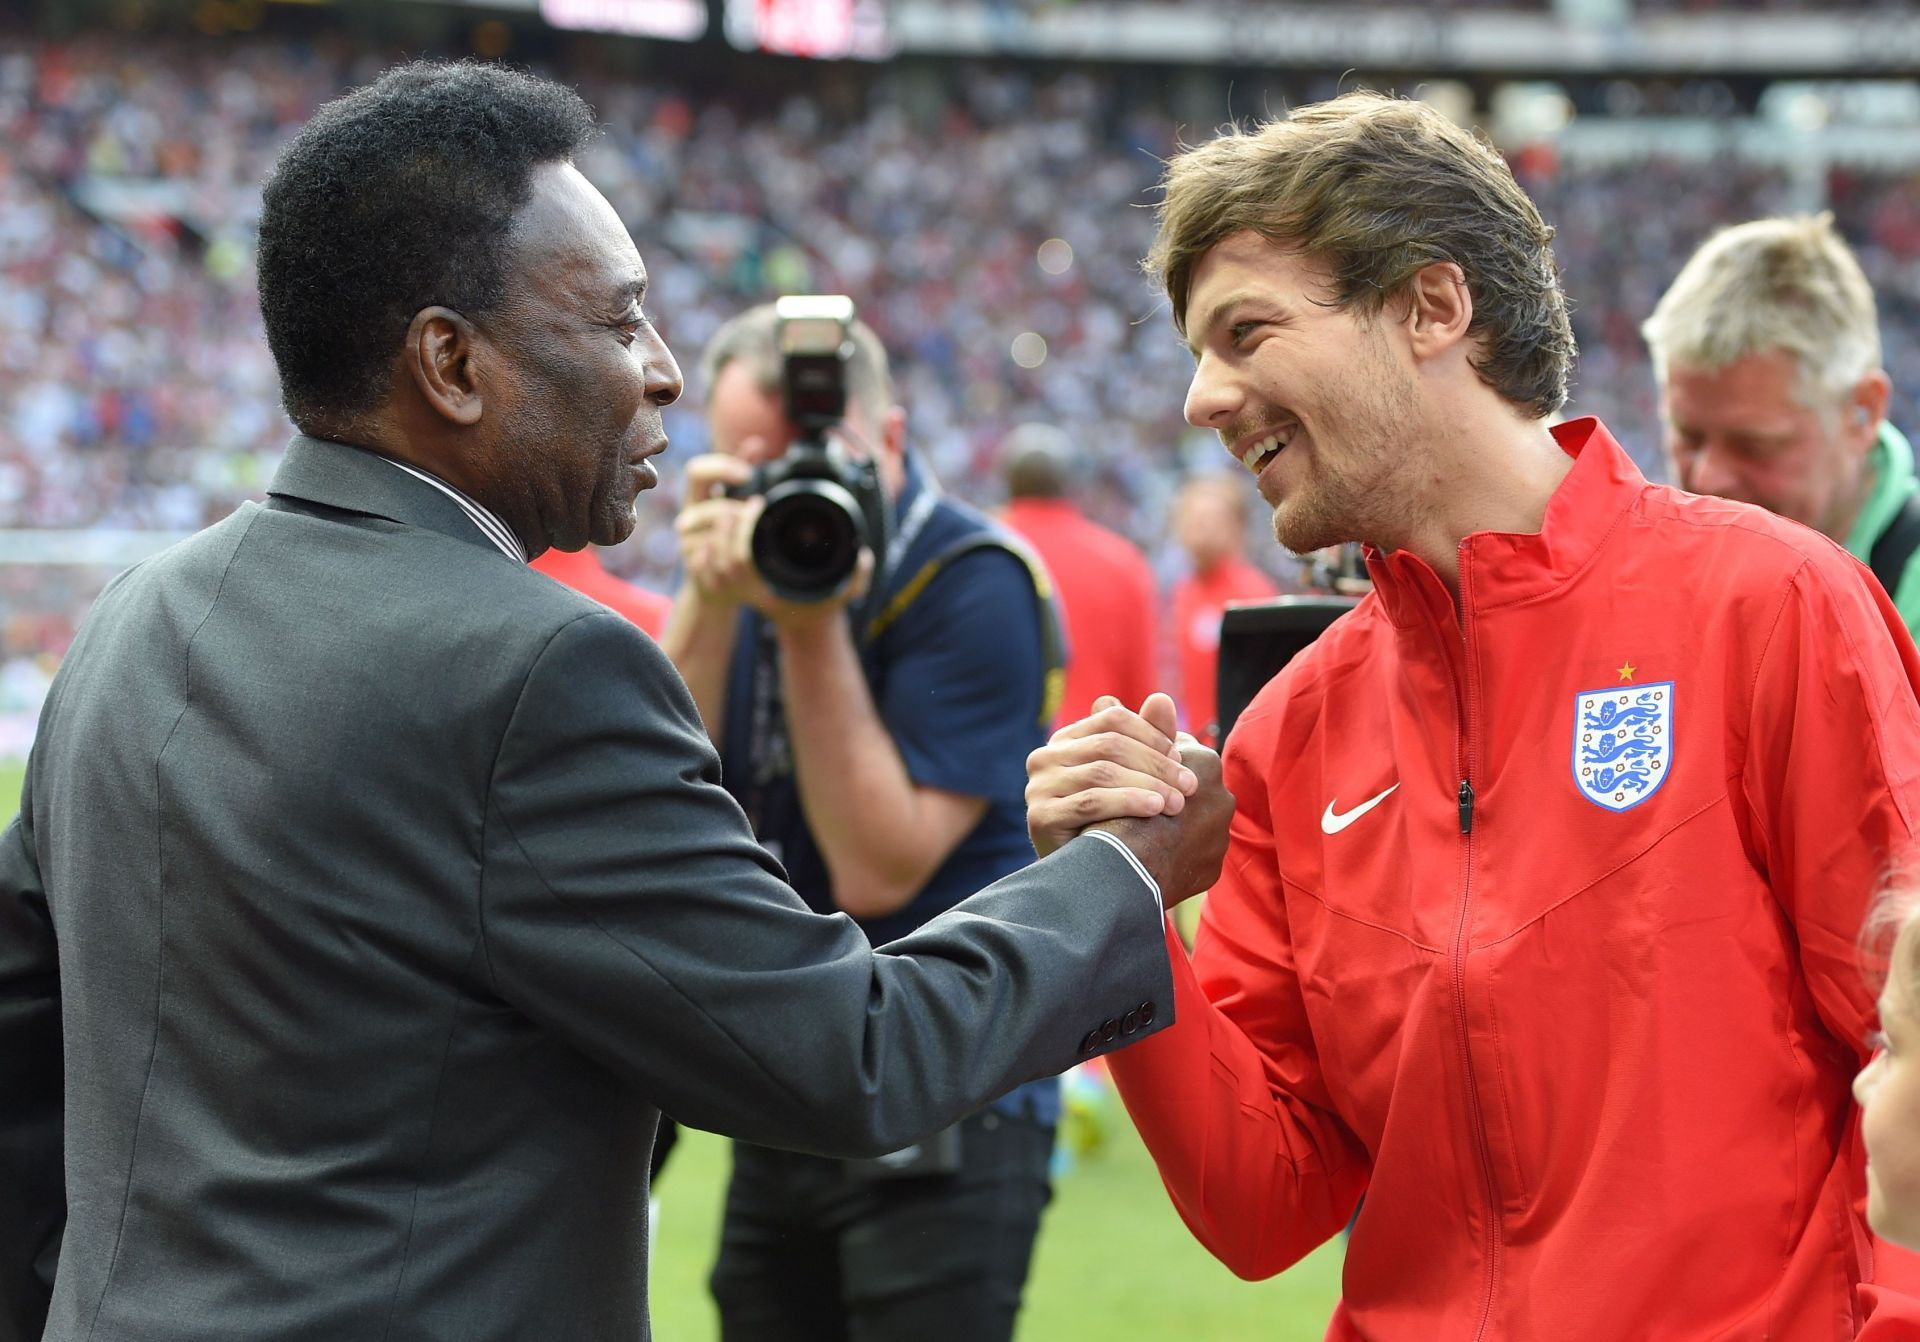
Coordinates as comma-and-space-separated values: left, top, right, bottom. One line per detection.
1269, 343, 1420, 557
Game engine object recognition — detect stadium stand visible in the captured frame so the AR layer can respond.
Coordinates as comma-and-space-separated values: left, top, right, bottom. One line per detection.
5, 13, 1920, 714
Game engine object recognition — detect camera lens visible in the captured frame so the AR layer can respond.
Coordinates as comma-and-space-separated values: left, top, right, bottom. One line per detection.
752, 479, 867, 601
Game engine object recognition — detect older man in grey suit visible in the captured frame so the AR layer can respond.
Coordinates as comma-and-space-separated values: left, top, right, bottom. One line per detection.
0, 63, 1223, 1342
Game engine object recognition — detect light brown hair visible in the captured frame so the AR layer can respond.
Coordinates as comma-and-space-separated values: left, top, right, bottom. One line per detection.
1148, 90, 1574, 419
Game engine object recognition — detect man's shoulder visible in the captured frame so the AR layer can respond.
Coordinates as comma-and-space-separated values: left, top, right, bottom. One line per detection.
1079, 516, 1152, 573
157, 496, 634, 656
897, 498, 1044, 595
1632, 482, 1864, 592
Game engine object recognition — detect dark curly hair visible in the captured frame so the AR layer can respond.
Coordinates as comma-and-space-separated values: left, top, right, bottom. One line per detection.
1149, 91, 1575, 420
257, 61, 598, 433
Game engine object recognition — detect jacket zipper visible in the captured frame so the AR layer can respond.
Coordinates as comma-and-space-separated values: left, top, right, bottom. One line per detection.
1448, 550, 1502, 1342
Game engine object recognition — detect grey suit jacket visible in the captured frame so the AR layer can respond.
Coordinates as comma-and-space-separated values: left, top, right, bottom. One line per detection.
0, 437, 1172, 1342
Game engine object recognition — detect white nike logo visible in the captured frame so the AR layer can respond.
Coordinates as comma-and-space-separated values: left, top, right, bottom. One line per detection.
1321, 783, 1400, 835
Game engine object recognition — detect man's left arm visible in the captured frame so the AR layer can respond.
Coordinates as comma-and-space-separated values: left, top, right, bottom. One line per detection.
775, 548, 1046, 920
0, 765, 62, 1342
1743, 553, 1920, 1329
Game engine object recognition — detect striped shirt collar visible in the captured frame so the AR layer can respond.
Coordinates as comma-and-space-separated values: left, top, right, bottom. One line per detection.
376, 456, 527, 564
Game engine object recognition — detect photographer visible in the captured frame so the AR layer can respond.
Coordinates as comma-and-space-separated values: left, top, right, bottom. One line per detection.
661, 302, 1064, 1342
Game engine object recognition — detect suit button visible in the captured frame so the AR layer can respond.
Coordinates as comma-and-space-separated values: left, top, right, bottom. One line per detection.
1099, 1017, 1120, 1044
1121, 1009, 1142, 1035
1078, 1029, 1102, 1055
1137, 1001, 1157, 1027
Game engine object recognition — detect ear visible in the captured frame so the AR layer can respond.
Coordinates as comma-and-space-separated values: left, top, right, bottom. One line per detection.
1401, 261, 1474, 362
879, 404, 908, 462
1844, 369, 1892, 457
403, 307, 484, 428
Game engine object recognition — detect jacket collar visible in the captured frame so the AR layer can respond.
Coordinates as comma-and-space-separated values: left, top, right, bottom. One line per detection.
1366, 417, 1648, 629
265, 435, 520, 560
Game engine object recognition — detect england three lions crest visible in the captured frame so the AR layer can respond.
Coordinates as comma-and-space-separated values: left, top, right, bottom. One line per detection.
1573, 682, 1672, 812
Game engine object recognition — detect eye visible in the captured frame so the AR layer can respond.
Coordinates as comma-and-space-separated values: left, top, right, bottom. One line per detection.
1868, 1028, 1893, 1057
1228, 320, 1264, 348
616, 311, 649, 346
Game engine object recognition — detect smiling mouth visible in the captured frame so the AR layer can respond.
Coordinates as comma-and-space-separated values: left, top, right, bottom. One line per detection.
1237, 423, 1297, 475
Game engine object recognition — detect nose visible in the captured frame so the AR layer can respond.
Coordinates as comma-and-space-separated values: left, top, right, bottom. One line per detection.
1680, 442, 1742, 499
1184, 352, 1243, 431
645, 326, 683, 408
1856, 1052, 1883, 1107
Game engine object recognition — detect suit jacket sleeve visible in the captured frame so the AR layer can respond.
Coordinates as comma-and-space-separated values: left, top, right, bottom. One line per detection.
1105, 722, 1371, 1281
478, 610, 1172, 1157
0, 764, 62, 1342
1740, 552, 1920, 1328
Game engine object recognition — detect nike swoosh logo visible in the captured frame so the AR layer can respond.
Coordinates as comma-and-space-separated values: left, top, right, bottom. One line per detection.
1321, 783, 1400, 835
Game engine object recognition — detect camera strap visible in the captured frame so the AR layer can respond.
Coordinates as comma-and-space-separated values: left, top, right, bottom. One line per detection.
740, 477, 939, 836
862, 533, 1066, 730
871, 476, 940, 597
739, 626, 789, 838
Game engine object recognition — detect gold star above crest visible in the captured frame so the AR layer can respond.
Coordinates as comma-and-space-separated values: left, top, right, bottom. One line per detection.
1617, 660, 1636, 683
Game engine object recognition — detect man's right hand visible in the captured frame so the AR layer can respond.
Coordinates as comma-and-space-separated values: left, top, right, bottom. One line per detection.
674, 452, 764, 608
1026, 693, 1234, 905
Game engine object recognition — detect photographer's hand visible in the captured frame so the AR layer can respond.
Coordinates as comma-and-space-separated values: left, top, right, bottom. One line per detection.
675, 453, 767, 609
675, 451, 872, 626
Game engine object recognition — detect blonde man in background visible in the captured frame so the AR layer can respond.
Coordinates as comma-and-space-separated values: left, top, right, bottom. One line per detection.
1644, 213, 1920, 633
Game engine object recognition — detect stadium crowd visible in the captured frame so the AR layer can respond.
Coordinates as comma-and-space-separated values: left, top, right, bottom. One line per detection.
1, 32, 1919, 687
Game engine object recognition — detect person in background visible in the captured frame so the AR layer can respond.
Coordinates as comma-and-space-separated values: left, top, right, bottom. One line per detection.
1167, 474, 1277, 746
662, 305, 1071, 1342
1644, 213, 1920, 635
999, 424, 1159, 726
531, 545, 669, 637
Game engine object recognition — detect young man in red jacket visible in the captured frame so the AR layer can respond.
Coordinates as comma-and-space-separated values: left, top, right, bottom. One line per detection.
1027, 90, 1920, 1339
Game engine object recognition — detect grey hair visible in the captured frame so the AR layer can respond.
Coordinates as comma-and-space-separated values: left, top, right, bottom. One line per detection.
697, 302, 895, 427
1642, 213, 1882, 412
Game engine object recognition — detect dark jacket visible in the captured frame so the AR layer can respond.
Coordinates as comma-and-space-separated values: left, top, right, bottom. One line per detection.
0, 436, 1170, 1342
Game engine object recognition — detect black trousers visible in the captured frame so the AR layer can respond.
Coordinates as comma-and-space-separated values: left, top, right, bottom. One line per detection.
709, 1108, 1055, 1342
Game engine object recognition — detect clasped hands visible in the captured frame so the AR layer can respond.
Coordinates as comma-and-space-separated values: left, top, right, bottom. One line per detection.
1026, 692, 1234, 905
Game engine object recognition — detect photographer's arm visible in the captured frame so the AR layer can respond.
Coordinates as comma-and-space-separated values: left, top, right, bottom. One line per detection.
661, 454, 759, 739
773, 606, 987, 919
660, 586, 738, 740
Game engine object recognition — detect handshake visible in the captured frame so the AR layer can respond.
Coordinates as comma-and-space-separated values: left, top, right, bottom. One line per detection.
1025, 691, 1236, 905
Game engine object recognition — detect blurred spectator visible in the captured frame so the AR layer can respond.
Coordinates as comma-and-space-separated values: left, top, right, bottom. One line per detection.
1166, 474, 1276, 745
18, 30, 1920, 697
999, 423, 1159, 723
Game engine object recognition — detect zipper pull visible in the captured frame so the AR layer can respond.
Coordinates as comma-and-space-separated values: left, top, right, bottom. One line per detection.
1458, 779, 1475, 835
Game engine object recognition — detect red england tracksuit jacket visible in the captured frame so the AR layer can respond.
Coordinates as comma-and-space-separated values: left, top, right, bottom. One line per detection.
1111, 418, 1920, 1339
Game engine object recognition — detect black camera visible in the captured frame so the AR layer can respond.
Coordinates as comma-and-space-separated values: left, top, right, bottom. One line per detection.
728, 295, 889, 603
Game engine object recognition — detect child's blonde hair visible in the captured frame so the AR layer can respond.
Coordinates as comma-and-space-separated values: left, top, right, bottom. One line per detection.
1864, 855, 1920, 1013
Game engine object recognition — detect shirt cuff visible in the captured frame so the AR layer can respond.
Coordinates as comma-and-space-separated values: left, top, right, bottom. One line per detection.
1080, 829, 1164, 914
